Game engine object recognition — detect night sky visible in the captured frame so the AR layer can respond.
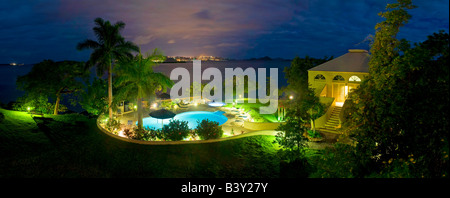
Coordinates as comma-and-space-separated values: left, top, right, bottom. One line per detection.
0, 0, 448, 64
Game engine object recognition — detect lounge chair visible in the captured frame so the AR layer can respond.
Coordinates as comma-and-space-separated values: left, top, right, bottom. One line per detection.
177, 103, 188, 109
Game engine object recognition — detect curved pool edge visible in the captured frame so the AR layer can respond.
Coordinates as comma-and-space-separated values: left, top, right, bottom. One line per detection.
96, 115, 278, 145
141, 110, 228, 130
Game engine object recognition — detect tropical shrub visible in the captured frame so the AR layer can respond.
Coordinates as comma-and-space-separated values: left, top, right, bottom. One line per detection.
129, 127, 159, 141
144, 127, 164, 141
279, 155, 311, 178
123, 128, 134, 138
105, 118, 121, 134
78, 78, 108, 116
307, 129, 322, 139
13, 94, 67, 114
195, 119, 223, 140
310, 143, 358, 178
161, 119, 190, 141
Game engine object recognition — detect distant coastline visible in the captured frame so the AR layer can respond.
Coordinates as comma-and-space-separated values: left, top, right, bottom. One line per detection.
161, 56, 292, 63
242, 56, 292, 61
0, 56, 293, 65
0, 63, 25, 66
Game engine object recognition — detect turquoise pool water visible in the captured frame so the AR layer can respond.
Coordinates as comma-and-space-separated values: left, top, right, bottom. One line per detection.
207, 102, 226, 107
141, 111, 228, 130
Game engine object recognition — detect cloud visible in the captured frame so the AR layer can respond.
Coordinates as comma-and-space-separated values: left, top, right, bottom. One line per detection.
133, 35, 155, 45
217, 42, 241, 47
192, 9, 212, 20
0, 0, 448, 63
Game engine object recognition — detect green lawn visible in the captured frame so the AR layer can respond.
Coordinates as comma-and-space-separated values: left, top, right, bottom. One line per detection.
0, 108, 282, 178
223, 98, 280, 122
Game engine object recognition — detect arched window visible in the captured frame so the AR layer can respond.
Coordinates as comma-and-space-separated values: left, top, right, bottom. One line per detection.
349, 75, 361, 82
332, 75, 345, 81
314, 74, 326, 81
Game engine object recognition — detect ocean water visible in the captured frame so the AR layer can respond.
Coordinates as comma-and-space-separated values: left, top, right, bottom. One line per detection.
0, 60, 291, 111
0, 64, 34, 104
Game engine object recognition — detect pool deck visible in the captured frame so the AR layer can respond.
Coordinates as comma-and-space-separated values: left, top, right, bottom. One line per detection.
116, 103, 255, 136
114, 103, 337, 149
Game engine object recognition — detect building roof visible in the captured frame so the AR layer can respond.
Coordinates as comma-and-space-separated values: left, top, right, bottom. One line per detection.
308, 49, 370, 73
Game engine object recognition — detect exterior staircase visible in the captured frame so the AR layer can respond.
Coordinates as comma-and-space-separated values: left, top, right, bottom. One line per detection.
317, 106, 342, 134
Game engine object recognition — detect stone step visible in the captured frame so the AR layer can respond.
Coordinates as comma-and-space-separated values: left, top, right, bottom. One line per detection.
318, 127, 336, 131
319, 105, 343, 135
324, 124, 339, 128
324, 123, 338, 128
325, 120, 339, 125
317, 128, 341, 134
327, 117, 339, 121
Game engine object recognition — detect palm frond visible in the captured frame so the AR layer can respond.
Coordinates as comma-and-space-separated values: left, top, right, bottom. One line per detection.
146, 48, 166, 63
77, 39, 100, 50
113, 21, 126, 31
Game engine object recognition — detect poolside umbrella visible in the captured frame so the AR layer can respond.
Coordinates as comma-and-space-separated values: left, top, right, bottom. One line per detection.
149, 108, 176, 128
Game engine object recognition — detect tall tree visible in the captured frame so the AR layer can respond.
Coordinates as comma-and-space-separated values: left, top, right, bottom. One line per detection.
114, 49, 173, 130
345, 0, 448, 177
78, 77, 108, 116
344, 0, 416, 177
283, 56, 330, 99
369, 0, 416, 83
282, 56, 330, 129
17, 60, 87, 115
276, 56, 331, 158
77, 17, 139, 120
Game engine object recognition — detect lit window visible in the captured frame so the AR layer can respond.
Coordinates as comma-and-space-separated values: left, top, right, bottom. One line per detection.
314, 74, 326, 81
349, 75, 361, 82
332, 75, 345, 81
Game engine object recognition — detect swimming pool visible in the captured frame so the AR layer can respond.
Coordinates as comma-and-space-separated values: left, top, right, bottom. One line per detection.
207, 101, 226, 107
141, 111, 228, 130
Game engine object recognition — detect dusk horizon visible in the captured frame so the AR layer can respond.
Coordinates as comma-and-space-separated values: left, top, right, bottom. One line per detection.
1, 0, 448, 64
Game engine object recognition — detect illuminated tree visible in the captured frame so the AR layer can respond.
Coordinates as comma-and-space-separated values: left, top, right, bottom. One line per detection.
114, 49, 173, 130
16, 60, 87, 115
77, 18, 139, 120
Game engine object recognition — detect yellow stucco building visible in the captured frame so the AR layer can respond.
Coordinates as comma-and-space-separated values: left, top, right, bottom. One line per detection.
308, 49, 369, 133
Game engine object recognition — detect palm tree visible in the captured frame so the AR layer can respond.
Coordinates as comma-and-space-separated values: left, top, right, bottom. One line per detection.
114, 49, 174, 130
77, 17, 139, 120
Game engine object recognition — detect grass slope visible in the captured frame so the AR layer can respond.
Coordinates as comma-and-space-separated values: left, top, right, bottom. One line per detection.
223, 98, 279, 122
0, 108, 281, 178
